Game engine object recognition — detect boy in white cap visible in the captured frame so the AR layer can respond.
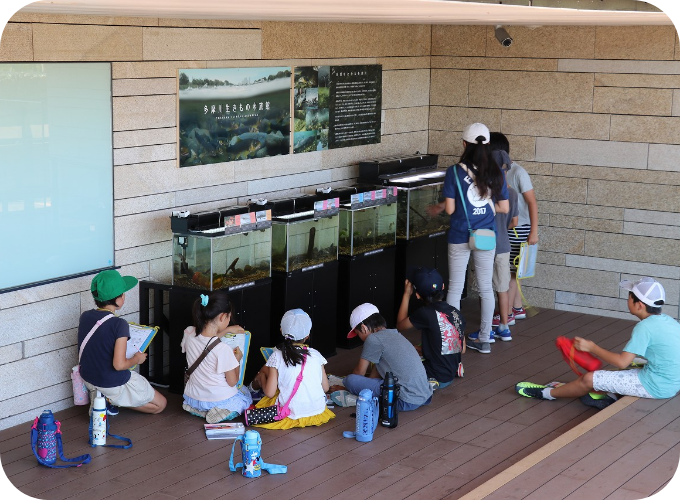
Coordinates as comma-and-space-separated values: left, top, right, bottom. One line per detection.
516, 277, 680, 409
343, 303, 433, 411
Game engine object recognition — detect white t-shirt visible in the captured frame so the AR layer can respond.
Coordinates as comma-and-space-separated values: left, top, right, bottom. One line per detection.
181, 326, 239, 402
265, 347, 327, 419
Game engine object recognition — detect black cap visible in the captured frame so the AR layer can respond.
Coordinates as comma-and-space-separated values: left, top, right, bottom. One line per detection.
407, 267, 444, 297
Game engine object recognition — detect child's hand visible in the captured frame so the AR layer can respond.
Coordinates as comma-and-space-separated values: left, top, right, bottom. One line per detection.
404, 279, 414, 297
233, 346, 243, 361
226, 325, 246, 334
134, 351, 148, 364
573, 336, 594, 353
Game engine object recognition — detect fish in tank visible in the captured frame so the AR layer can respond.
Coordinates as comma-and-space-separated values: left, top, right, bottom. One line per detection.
272, 216, 339, 272
396, 185, 449, 239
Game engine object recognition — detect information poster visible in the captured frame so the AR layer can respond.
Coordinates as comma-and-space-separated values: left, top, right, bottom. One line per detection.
293, 64, 381, 153
178, 67, 291, 167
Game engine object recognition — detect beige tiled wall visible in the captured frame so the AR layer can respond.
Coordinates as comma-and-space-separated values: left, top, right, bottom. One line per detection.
429, 24, 680, 323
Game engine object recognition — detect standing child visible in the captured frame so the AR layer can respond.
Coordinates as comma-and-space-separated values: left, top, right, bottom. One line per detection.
182, 290, 252, 424
516, 277, 680, 409
79, 270, 166, 415
249, 309, 335, 429
396, 268, 465, 390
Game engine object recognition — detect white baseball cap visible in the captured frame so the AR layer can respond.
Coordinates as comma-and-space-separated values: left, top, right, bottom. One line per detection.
462, 123, 490, 145
620, 277, 665, 308
347, 303, 380, 339
280, 308, 312, 341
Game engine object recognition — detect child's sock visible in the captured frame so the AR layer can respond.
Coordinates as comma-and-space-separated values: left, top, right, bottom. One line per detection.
499, 323, 508, 331
542, 388, 556, 400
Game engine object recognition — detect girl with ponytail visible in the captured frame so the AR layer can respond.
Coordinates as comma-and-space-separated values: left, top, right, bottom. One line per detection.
442, 123, 509, 354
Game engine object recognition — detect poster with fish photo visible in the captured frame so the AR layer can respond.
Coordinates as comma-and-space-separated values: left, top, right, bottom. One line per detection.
178, 67, 292, 167
293, 66, 330, 153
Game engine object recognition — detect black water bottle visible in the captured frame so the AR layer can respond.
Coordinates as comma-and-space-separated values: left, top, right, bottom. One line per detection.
379, 372, 400, 428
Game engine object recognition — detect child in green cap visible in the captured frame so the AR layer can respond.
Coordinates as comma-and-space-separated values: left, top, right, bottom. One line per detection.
78, 270, 166, 415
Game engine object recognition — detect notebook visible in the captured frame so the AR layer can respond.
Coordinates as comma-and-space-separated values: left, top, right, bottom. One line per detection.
220, 331, 251, 388
125, 323, 159, 371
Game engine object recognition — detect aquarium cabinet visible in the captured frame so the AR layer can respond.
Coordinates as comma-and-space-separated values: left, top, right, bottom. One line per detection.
267, 194, 340, 357
329, 185, 398, 348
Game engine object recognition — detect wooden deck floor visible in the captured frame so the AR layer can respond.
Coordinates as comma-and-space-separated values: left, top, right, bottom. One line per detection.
2, 307, 679, 499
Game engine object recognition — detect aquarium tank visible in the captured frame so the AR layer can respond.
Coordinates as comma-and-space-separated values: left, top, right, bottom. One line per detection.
271, 216, 339, 273
172, 229, 272, 290
338, 203, 397, 256
395, 181, 449, 239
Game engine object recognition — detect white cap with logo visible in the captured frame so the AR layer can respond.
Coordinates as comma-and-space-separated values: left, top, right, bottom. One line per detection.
462, 122, 490, 145
347, 303, 380, 339
620, 277, 665, 308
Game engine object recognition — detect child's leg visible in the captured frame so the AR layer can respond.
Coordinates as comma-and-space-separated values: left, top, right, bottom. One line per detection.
493, 253, 511, 328
549, 373, 594, 399
508, 273, 522, 310
250, 365, 270, 390
133, 389, 167, 414
342, 374, 382, 398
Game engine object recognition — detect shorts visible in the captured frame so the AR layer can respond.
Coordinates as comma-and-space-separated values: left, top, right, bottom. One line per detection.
183, 385, 252, 413
84, 371, 155, 408
493, 252, 511, 293
592, 369, 653, 398
508, 224, 531, 272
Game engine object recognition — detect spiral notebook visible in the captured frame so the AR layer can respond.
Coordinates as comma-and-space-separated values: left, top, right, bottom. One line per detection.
220, 331, 251, 388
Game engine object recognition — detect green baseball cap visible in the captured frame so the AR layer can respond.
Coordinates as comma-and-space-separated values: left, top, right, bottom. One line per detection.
91, 270, 138, 301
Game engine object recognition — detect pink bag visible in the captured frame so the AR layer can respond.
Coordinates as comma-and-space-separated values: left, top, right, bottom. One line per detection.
71, 366, 89, 405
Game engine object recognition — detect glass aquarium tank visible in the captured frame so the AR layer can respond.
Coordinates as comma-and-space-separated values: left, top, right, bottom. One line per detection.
271, 216, 339, 273
338, 203, 397, 256
396, 181, 449, 239
172, 229, 272, 290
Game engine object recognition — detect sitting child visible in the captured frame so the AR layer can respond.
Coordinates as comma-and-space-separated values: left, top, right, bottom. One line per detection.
249, 309, 335, 429
396, 267, 465, 390
516, 277, 680, 409
181, 290, 252, 423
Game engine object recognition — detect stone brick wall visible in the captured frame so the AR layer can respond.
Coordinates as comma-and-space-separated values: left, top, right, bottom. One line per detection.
428, 24, 680, 322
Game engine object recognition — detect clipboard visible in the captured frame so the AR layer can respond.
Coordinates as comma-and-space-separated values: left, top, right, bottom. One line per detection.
126, 322, 159, 371
516, 242, 538, 279
220, 331, 251, 388
260, 347, 275, 361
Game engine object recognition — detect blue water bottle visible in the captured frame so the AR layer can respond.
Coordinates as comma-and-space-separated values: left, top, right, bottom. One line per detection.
379, 372, 400, 428
355, 389, 379, 441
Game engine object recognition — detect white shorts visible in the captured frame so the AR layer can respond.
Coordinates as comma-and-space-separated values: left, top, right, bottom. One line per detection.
592, 369, 653, 398
84, 371, 155, 408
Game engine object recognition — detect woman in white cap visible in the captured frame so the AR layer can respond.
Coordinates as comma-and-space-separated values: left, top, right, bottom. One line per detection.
442, 123, 509, 354
248, 309, 335, 429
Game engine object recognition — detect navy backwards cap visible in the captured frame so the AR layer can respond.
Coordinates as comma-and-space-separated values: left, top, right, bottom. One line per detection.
407, 267, 444, 297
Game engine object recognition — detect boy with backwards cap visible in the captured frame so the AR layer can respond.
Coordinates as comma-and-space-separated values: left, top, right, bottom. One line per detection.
516, 277, 680, 409
397, 267, 465, 390
343, 303, 433, 411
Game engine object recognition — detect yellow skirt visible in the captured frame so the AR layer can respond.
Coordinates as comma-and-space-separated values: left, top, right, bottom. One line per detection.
252, 395, 335, 430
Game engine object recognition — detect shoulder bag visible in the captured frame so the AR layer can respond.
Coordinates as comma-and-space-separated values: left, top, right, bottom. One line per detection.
184, 337, 221, 388
454, 164, 496, 251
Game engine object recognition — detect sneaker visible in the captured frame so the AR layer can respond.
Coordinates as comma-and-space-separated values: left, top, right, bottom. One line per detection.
512, 307, 527, 320
182, 403, 207, 418
580, 393, 616, 410
515, 382, 546, 399
468, 330, 495, 343
330, 390, 357, 407
247, 382, 264, 402
467, 340, 491, 354
206, 407, 238, 424
494, 327, 512, 342
492, 313, 515, 327
428, 378, 440, 391
106, 400, 119, 416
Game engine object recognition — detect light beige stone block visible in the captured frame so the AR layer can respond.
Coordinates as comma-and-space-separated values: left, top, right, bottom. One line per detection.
428, 130, 459, 157
586, 232, 680, 267
431, 56, 556, 72
0, 344, 22, 365
174, 182, 248, 207
532, 176, 587, 204
234, 151, 318, 183
536, 226, 585, 255
24, 329, 77, 358
624, 222, 680, 240
0, 381, 73, 427
143, 27, 261, 61
116, 241, 172, 267
538, 212, 550, 226
486, 26, 595, 60
376, 57, 430, 70
429, 107, 501, 133
535, 138, 648, 169
649, 144, 680, 172
10, 12, 157, 26
555, 303, 631, 321
0, 348, 76, 401
384, 106, 428, 135
330, 165, 359, 182
114, 144, 176, 166
558, 59, 680, 75
113, 128, 176, 149
595, 73, 680, 89
0, 275, 93, 310
503, 135, 536, 162
115, 211, 172, 250
158, 19, 261, 28
262, 22, 430, 59
112, 78, 176, 97
536, 251, 566, 266
0, 295, 80, 347
673, 90, 680, 116
556, 291, 627, 312
549, 215, 622, 233
429, 69, 469, 107
529, 263, 619, 297
518, 161, 552, 177
209, 59, 309, 69
518, 286, 555, 310
676, 31, 680, 61
551, 163, 680, 187
593, 87, 672, 116
113, 95, 176, 131
32, 24, 142, 61
113, 61, 206, 79
115, 192, 175, 217
248, 169, 332, 195
431, 25, 486, 57
595, 26, 676, 61
469, 71, 594, 113
588, 179, 680, 212
540, 201, 623, 221
149, 256, 173, 285
501, 110, 610, 141
611, 115, 680, 144
624, 208, 680, 227
383, 69, 430, 109
566, 254, 680, 280
0, 23, 32, 61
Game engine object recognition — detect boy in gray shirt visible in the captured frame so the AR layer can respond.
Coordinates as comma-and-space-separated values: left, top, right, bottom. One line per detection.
342, 303, 433, 410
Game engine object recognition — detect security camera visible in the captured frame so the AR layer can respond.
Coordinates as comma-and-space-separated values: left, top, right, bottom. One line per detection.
495, 26, 513, 47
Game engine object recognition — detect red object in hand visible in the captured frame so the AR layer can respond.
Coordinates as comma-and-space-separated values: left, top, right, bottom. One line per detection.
555, 336, 602, 375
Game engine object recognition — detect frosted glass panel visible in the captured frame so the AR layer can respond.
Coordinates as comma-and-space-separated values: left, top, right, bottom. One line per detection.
0, 63, 113, 291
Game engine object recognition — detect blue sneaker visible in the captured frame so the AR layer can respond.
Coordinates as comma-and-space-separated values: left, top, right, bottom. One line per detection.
106, 400, 119, 416
494, 327, 512, 342
468, 330, 495, 343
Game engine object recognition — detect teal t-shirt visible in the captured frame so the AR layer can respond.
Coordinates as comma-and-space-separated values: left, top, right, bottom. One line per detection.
623, 314, 680, 399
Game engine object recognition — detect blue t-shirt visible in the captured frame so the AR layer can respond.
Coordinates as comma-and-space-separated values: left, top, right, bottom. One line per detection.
624, 314, 680, 399
78, 309, 132, 388
443, 163, 509, 244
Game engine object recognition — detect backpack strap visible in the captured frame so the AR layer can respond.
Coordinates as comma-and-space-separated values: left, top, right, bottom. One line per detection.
104, 417, 133, 449
229, 435, 243, 472
259, 460, 287, 474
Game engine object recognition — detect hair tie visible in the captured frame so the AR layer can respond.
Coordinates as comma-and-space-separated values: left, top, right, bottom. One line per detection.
200, 294, 209, 307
